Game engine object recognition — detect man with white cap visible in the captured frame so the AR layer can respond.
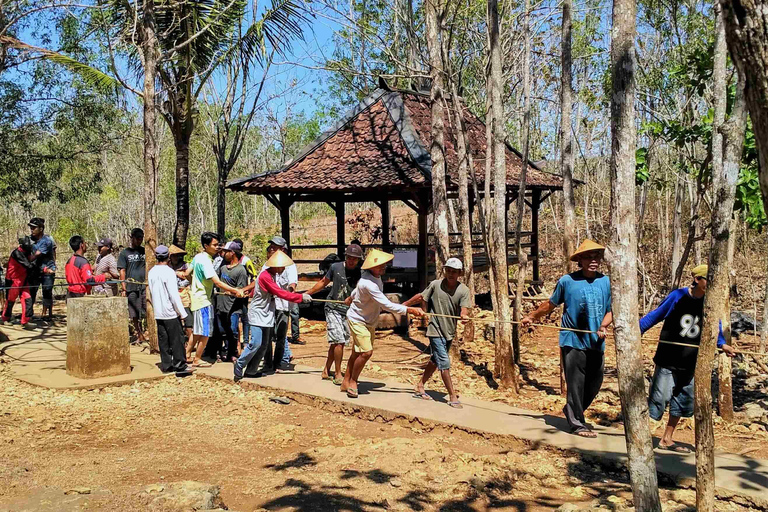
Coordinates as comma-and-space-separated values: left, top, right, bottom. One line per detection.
403, 257, 471, 408
640, 264, 735, 452
147, 245, 193, 375
306, 243, 364, 384
521, 239, 613, 438
234, 250, 311, 381
341, 249, 425, 398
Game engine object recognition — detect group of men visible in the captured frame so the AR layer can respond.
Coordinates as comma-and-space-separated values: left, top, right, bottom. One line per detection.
3, 220, 737, 443
523, 239, 736, 449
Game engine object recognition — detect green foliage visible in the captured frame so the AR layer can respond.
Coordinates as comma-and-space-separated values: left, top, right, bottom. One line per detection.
635, 148, 650, 185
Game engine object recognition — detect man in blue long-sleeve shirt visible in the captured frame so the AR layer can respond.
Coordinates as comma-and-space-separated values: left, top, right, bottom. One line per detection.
640, 264, 735, 452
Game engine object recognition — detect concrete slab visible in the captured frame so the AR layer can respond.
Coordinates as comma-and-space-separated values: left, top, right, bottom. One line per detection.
2, 322, 767, 504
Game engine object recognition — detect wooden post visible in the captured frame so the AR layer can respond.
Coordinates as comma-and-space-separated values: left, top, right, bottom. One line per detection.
531, 189, 541, 282
280, 194, 291, 248
336, 200, 345, 258
381, 200, 390, 251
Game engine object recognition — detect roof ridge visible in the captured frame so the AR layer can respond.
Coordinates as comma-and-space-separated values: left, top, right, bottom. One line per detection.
381, 91, 432, 181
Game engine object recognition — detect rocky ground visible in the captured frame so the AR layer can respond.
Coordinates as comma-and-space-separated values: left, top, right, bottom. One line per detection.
0, 360, 760, 512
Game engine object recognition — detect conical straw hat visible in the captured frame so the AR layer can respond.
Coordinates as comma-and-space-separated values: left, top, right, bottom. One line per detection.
362, 248, 394, 270
169, 244, 187, 256
265, 250, 294, 268
570, 239, 606, 262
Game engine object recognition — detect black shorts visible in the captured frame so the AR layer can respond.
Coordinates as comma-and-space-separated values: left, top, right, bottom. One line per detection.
127, 289, 146, 319
183, 307, 193, 329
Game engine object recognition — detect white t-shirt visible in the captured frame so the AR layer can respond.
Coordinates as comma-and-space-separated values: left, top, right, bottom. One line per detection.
148, 265, 188, 320
274, 264, 298, 311
346, 271, 407, 326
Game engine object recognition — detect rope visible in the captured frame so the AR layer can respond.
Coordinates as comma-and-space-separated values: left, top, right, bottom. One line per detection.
0, 279, 148, 291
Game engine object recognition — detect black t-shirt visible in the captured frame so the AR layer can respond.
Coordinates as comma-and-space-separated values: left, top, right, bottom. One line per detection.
654, 290, 704, 372
216, 263, 249, 314
117, 246, 146, 292
325, 261, 361, 312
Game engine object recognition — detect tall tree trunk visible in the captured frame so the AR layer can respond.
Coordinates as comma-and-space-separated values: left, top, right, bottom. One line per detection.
670, 173, 683, 287
696, 64, 747, 512
484, 94, 498, 315
174, 137, 191, 246
487, 0, 516, 391
712, 3, 733, 424
609, 0, 662, 506
762, 250, 768, 353
216, 166, 228, 239
426, 0, 450, 273
405, 0, 420, 90
141, 0, 160, 354
558, 0, 576, 395
719, 0, 768, 221
512, 0, 532, 365
451, 83, 476, 302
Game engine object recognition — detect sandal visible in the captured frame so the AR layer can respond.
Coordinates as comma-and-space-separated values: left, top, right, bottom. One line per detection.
193, 360, 213, 368
448, 401, 463, 409
333, 377, 343, 386
412, 392, 433, 401
346, 388, 358, 398
322, 375, 333, 381
573, 428, 597, 438
658, 442, 691, 453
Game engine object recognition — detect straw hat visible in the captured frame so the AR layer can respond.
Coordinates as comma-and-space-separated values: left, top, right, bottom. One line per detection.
265, 250, 294, 268
361, 248, 394, 270
570, 239, 606, 262
169, 244, 187, 256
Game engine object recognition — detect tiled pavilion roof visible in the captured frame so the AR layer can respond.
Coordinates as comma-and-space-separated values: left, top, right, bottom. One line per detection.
227, 84, 564, 196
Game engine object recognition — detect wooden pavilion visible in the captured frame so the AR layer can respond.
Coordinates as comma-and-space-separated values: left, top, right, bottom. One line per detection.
227, 79, 565, 291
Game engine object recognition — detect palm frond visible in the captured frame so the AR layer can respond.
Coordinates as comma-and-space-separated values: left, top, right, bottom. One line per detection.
238, 0, 308, 67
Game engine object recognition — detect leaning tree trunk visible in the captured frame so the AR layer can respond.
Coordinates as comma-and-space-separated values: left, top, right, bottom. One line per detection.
609, 0, 662, 507
696, 69, 747, 512
425, 0, 450, 274
712, 4, 733, 424
487, 0, 517, 391
670, 173, 683, 288
558, 0, 576, 395
512, 0, 532, 365
720, 0, 768, 221
141, 0, 160, 354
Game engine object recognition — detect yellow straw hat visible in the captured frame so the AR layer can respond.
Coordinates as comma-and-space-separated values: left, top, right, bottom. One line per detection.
265, 250, 294, 268
361, 248, 395, 270
169, 244, 187, 256
691, 264, 708, 279
570, 239, 606, 262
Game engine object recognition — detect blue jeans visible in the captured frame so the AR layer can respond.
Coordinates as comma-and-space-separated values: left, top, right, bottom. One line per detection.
429, 337, 452, 370
234, 325, 272, 377
231, 310, 248, 352
648, 366, 694, 420
282, 338, 293, 366
289, 302, 300, 341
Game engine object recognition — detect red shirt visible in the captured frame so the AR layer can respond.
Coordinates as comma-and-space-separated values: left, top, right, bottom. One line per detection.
65, 254, 106, 295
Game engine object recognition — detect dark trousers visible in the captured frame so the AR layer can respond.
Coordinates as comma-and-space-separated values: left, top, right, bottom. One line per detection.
156, 318, 187, 372
26, 272, 54, 319
562, 346, 605, 432
272, 309, 290, 370
289, 302, 300, 341
216, 311, 237, 361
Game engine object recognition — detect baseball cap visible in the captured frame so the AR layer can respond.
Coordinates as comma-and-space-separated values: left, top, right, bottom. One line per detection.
444, 257, 463, 270
155, 245, 170, 258
222, 241, 242, 252
345, 243, 364, 259
28, 217, 45, 228
97, 237, 113, 248
130, 227, 144, 238
691, 264, 708, 279
269, 235, 287, 248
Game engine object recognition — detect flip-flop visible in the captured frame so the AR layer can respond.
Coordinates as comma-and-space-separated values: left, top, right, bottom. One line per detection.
193, 361, 213, 368
412, 392, 433, 401
321, 375, 333, 381
573, 429, 597, 438
448, 401, 463, 409
346, 388, 358, 398
658, 442, 691, 453
333, 377, 343, 386
270, 396, 291, 405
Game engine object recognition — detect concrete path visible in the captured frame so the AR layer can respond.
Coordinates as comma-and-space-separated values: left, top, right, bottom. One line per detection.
2, 323, 767, 503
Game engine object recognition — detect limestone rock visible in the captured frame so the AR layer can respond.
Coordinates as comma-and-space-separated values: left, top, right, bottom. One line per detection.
556, 504, 581, 512
66, 296, 130, 379
149, 481, 224, 511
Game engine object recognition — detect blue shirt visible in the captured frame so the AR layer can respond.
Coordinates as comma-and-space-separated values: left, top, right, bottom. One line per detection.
550, 271, 611, 352
33, 234, 56, 271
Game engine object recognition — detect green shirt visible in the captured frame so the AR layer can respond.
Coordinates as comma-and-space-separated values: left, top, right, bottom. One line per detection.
422, 279, 471, 341
190, 252, 216, 311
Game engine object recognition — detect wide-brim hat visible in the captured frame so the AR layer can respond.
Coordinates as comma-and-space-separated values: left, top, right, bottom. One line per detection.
169, 245, 187, 256
362, 249, 394, 270
570, 239, 606, 262
265, 250, 294, 268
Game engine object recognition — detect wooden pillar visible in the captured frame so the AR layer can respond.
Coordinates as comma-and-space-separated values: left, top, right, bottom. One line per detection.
381, 200, 390, 251
531, 189, 541, 281
417, 192, 429, 290
280, 194, 291, 248
336, 201, 345, 258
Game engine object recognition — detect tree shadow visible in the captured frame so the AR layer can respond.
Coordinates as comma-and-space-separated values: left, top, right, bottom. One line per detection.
517, 362, 559, 395
259, 478, 389, 511
458, 349, 499, 389
264, 452, 317, 471
340, 468, 397, 484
